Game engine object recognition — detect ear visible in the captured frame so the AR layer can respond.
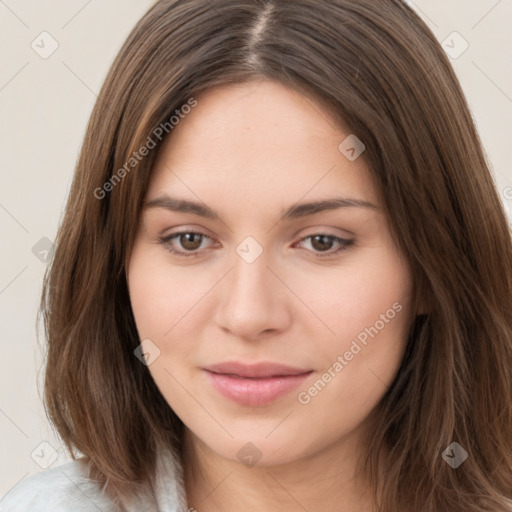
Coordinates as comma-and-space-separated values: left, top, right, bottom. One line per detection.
416, 299, 428, 316
414, 292, 428, 316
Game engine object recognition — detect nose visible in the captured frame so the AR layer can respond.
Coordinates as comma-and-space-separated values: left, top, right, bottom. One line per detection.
213, 250, 292, 340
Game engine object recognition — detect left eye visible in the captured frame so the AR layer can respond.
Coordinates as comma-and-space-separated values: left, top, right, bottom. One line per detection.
158, 231, 354, 259
295, 234, 354, 256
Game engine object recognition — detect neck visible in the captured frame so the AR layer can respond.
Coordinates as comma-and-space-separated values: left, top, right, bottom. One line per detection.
182, 422, 381, 512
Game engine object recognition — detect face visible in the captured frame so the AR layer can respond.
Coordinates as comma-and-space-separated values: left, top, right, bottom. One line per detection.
126, 79, 416, 467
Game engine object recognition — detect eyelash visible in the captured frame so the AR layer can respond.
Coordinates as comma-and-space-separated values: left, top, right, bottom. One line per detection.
157, 230, 355, 260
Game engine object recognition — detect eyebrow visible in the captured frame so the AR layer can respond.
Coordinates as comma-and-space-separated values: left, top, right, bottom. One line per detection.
143, 194, 378, 222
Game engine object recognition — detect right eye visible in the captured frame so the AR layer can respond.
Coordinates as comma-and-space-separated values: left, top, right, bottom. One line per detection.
158, 231, 215, 258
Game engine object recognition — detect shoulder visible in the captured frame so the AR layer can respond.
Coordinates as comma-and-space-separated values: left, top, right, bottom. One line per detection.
0, 458, 119, 512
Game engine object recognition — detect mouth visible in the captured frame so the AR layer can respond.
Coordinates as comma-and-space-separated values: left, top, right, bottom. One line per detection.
203, 361, 313, 406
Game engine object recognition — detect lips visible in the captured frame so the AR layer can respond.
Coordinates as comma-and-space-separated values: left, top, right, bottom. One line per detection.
203, 361, 313, 406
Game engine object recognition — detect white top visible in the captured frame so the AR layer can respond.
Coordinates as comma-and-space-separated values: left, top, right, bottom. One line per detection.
0, 447, 188, 512
4, 449, 511, 511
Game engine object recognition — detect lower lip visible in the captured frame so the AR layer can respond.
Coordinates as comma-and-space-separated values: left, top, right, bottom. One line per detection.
204, 370, 313, 406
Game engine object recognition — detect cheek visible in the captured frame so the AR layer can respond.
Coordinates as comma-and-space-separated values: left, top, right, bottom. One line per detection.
301, 248, 414, 395
127, 246, 206, 408
127, 244, 208, 340
292, 247, 413, 348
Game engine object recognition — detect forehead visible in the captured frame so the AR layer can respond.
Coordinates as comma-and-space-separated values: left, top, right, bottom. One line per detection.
146, 80, 379, 214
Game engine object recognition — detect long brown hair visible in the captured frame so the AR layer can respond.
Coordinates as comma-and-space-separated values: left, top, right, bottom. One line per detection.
40, 0, 512, 510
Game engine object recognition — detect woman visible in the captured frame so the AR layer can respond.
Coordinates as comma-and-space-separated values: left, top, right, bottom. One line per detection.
2, 0, 511, 511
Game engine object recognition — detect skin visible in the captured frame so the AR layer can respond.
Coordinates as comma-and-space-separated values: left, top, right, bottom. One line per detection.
126, 79, 417, 512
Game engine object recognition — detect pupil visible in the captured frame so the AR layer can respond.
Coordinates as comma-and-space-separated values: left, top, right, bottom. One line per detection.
181, 233, 201, 250
312, 235, 332, 251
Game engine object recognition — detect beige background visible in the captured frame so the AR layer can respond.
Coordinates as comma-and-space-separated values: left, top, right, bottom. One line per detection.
1, 0, 511, 497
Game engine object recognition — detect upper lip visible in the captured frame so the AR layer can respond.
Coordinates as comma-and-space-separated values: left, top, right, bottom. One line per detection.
204, 361, 312, 378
